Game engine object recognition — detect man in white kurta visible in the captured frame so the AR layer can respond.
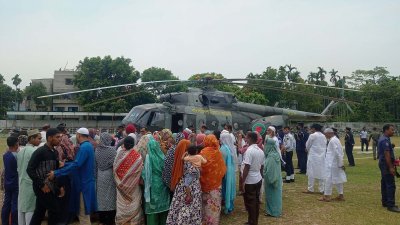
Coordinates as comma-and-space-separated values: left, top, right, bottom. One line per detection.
320, 128, 347, 201
303, 124, 326, 194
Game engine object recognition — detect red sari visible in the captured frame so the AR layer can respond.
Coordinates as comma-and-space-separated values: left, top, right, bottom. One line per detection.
113, 147, 144, 225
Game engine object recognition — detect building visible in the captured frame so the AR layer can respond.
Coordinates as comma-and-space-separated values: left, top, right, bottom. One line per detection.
31, 69, 79, 112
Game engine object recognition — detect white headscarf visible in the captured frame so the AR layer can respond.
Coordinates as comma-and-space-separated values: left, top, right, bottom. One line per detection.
268, 126, 276, 133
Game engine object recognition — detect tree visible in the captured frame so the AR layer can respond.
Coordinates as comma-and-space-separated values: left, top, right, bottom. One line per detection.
12, 74, 22, 89
11, 74, 22, 111
188, 72, 240, 92
24, 82, 51, 110
0, 74, 5, 84
74, 56, 155, 112
0, 83, 15, 118
347, 66, 390, 88
329, 69, 339, 86
141, 67, 186, 95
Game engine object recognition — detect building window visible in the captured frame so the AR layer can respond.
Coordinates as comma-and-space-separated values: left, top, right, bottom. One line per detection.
55, 107, 65, 112
65, 79, 73, 85
68, 107, 78, 112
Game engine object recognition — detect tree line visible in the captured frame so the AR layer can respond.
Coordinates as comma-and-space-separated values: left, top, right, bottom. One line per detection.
1, 55, 399, 122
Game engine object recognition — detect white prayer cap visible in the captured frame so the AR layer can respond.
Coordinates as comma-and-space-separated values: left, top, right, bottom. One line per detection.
324, 128, 334, 134
267, 126, 276, 132
76, 127, 89, 135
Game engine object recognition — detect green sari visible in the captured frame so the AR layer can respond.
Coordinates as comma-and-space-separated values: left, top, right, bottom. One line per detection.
142, 135, 171, 225
263, 136, 282, 217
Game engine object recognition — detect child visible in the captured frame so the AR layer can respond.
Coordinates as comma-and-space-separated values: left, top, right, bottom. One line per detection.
1, 136, 19, 225
182, 145, 206, 204
183, 145, 207, 168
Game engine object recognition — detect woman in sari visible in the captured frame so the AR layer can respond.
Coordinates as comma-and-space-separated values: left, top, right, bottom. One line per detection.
162, 133, 185, 191
96, 133, 117, 225
142, 135, 171, 225
160, 129, 174, 154
113, 136, 144, 225
263, 127, 282, 217
219, 132, 236, 214
135, 134, 151, 160
166, 143, 202, 225
170, 140, 191, 191
200, 134, 227, 225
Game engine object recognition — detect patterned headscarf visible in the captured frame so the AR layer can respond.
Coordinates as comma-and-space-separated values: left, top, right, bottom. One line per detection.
18, 135, 28, 146
161, 132, 185, 190
160, 129, 173, 154
95, 132, 117, 171
135, 134, 152, 160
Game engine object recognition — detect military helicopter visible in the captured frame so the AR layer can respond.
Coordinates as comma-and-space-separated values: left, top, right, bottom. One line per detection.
39, 77, 360, 134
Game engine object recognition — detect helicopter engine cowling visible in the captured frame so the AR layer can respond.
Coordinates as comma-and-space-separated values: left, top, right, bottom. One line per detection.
250, 115, 289, 135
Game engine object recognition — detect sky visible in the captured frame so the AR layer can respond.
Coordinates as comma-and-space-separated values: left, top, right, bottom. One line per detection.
0, 0, 399, 88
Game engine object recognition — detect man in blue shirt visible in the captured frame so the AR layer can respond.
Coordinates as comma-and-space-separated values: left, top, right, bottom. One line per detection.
378, 124, 400, 212
48, 127, 98, 224
1, 136, 19, 225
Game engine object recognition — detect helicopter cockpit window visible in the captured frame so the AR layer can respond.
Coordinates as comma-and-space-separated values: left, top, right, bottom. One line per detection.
125, 108, 144, 122
149, 112, 165, 126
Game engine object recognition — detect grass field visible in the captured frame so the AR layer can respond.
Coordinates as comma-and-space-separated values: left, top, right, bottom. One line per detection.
1, 136, 399, 224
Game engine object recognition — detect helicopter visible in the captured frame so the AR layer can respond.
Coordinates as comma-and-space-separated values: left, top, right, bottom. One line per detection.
39, 78, 360, 134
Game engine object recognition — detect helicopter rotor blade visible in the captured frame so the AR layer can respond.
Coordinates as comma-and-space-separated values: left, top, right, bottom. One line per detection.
37, 79, 197, 99
223, 78, 361, 92
82, 83, 186, 107
223, 81, 360, 105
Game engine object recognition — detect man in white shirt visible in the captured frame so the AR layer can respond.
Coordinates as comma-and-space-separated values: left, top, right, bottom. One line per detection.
303, 124, 327, 194
283, 126, 296, 183
40, 124, 50, 144
241, 132, 264, 225
360, 127, 369, 152
320, 128, 347, 202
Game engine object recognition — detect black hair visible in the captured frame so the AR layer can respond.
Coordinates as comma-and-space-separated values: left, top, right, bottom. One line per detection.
187, 145, 198, 156
7, 136, 18, 147
284, 126, 290, 130
225, 124, 232, 131
79, 133, 89, 138
383, 124, 394, 133
46, 128, 61, 141
311, 124, 323, 131
247, 132, 258, 143
124, 136, 135, 150
213, 130, 221, 140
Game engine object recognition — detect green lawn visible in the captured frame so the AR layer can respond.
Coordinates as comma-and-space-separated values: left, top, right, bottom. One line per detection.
1, 136, 399, 224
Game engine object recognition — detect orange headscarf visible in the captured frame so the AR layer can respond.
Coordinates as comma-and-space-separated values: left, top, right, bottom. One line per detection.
170, 139, 191, 191
200, 134, 227, 192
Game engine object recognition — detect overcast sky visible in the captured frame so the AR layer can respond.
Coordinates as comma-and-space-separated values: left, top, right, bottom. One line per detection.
0, 0, 399, 88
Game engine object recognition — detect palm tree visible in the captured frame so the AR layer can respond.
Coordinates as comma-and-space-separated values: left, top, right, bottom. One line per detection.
12, 74, 22, 111
285, 64, 298, 82
329, 69, 340, 86
307, 72, 317, 84
316, 67, 327, 84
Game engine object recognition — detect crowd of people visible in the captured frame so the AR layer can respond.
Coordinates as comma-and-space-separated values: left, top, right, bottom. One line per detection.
0, 122, 398, 225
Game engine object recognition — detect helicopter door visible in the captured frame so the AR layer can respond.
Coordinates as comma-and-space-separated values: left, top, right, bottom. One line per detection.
147, 111, 165, 131
185, 114, 196, 131
171, 113, 184, 133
